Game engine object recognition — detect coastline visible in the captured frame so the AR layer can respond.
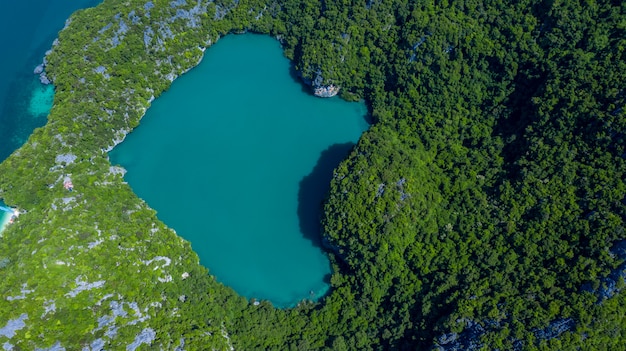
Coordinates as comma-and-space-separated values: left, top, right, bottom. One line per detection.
0, 211, 11, 234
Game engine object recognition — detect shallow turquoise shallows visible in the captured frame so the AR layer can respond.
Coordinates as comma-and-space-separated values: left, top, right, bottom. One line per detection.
0, 0, 101, 162
0, 200, 12, 235
109, 34, 369, 307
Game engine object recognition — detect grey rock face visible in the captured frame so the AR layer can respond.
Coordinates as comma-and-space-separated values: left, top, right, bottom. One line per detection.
535, 318, 575, 341
0, 314, 28, 339
305, 68, 340, 97
39, 73, 51, 85
313, 85, 340, 97
126, 328, 156, 351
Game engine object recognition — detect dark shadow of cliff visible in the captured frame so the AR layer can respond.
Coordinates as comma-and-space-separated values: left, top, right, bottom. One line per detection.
288, 63, 314, 95
287, 62, 374, 127
297, 142, 355, 249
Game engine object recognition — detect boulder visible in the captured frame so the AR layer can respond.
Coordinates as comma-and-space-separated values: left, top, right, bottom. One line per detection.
33, 64, 44, 75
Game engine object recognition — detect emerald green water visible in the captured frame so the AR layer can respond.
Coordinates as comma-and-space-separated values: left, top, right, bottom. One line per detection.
109, 34, 368, 307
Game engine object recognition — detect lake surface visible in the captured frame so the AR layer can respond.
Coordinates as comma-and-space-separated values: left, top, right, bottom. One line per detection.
109, 34, 369, 307
0, 0, 100, 163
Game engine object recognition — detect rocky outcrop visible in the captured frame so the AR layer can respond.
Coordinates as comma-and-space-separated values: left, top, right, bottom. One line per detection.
534, 318, 575, 341
314, 84, 340, 97
583, 239, 626, 302
126, 328, 156, 351
0, 313, 28, 339
39, 73, 51, 85
302, 68, 340, 97
34, 51, 52, 85
434, 319, 486, 351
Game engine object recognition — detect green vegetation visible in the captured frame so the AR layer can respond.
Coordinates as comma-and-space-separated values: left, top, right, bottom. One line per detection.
0, 0, 624, 349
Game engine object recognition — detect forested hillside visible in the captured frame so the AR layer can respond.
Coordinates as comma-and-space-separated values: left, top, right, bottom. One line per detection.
0, 0, 624, 349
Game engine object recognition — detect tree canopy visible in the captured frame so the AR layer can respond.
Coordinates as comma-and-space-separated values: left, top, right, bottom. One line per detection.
0, 0, 624, 349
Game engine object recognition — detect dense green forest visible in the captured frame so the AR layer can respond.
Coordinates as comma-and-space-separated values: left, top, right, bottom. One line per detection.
0, 0, 624, 349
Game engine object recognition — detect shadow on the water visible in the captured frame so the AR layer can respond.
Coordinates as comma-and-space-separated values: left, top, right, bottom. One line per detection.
287, 61, 375, 127
297, 142, 355, 249
288, 63, 315, 95
363, 102, 376, 125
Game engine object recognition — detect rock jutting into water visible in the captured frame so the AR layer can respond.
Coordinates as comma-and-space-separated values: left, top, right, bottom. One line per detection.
313, 84, 340, 97
39, 73, 51, 85
299, 66, 340, 97
311, 70, 339, 97
35, 58, 51, 85
33, 64, 44, 74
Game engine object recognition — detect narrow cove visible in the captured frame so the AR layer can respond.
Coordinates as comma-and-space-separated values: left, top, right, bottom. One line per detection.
109, 34, 369, 307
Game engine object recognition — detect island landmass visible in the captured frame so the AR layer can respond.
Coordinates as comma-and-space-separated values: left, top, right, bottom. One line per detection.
0, 0, 624, 350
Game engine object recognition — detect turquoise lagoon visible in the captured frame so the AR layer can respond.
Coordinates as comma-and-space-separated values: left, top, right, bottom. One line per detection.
0, 0, 100, 162
109, 34, 369, 307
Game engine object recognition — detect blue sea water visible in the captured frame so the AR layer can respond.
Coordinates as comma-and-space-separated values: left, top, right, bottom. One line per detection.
109, 34, 369, 307
0, 0, 100, 162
